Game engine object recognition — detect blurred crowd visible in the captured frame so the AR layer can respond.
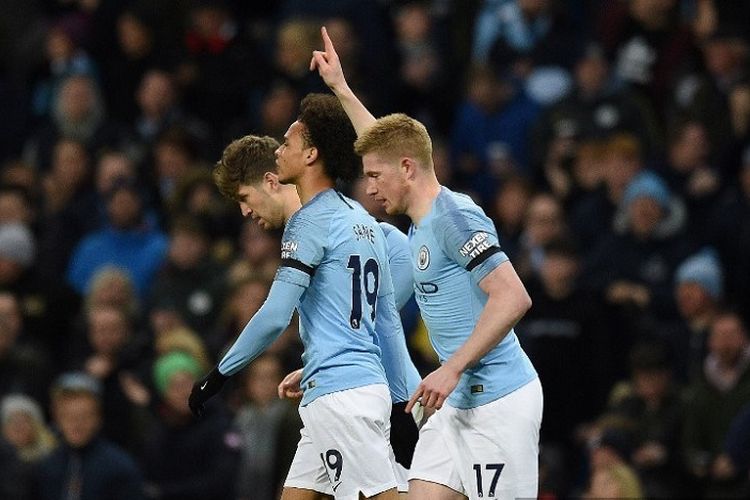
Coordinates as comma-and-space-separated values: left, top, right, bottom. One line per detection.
0, 0, 749, 498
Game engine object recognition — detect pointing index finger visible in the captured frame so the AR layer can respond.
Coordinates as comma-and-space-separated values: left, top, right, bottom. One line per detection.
321, 26, 336, 56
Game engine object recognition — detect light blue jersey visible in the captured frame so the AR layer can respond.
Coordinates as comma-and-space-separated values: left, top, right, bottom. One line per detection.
379, 221, 421, 402
408, 187, 537, 409
275, 189, 398, 405
380, 222, 414, 311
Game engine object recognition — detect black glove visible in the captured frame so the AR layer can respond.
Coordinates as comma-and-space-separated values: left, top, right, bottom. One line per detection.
188, 367, 228, 418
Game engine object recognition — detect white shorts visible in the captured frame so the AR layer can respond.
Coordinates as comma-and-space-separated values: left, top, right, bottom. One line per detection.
283, 384, 403, 499
409, 378, 543, 500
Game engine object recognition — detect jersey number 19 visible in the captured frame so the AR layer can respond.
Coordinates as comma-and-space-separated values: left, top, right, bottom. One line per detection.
347, 255, 379, 329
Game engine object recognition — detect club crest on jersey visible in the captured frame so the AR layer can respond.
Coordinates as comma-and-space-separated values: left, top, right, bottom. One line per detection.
417, 245, 430, 270
459, 232, 491, 259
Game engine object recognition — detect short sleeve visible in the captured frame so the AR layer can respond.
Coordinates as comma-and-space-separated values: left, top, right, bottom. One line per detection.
276, 209, 328, 287
434, 207, 508, 282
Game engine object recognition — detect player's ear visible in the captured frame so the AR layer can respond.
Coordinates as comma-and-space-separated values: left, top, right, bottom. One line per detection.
264, 172, 279, 191
305, 146, 319, 165
401, 157, 416, 180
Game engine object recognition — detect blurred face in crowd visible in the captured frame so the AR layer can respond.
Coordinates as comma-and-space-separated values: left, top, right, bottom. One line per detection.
603, 145, 641, 198
525, 194, 563, 245
58, 76, 97, 122
0, 293, 22, 339
628, 197, 663, 238
46, 27, 74, 62
52, 139, 89, 191
155, 142, 192, 182
229, 279, 269, 326
633, 369, 670, 402
88, 270, 135, 310
54, 393, 101, 448
703, 38, 748, 78
540, 253, 578, 293
669, 123, 709, 171
96, 153, 135, 195
395, 3, 431, 43
164, 371, 194, 415
107, 188, 142, 229
169, 229, 208, 269
709, 314, 748, 367
3, 410, 36, 448
0, 190, 32, 226
260, 84, 297, 136
117, 12, 152, 58
676, 281, 713, 319
137, 70, 175, 118
575, 53, 608, 96
239, 220, 279, 263
87, 306, 129, 356
493, 180, 531, 230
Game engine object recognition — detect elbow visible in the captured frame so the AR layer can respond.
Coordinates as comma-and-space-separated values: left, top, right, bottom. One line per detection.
515, 288, 532, 319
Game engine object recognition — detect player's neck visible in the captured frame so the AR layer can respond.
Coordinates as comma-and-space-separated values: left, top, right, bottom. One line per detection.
281, 186, 302, 224
407, 177, 441, 225
295, 172, 335, 205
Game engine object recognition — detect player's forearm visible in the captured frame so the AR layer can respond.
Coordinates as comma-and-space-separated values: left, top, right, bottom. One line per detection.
331, 83, 376, 137
218, 280, 302, 376
444, 291, 531, 374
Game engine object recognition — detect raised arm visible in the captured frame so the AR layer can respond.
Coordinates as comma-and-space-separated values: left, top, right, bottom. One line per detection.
310, 26, 376, 136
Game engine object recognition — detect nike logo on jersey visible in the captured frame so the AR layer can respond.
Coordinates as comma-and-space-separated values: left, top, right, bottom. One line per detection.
200, 381, 208, 390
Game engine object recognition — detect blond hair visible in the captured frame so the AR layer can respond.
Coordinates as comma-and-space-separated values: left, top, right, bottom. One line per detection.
354, 113, 433, 169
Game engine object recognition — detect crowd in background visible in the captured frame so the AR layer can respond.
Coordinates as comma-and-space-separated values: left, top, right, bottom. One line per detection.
0, 0, 750, 498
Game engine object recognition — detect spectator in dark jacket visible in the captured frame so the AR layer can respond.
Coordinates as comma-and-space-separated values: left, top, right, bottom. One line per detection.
31, 371, 144, 500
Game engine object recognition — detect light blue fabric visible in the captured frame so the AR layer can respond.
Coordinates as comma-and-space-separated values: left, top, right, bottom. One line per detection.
67, 226, 168, 300
408, 187, 537, 408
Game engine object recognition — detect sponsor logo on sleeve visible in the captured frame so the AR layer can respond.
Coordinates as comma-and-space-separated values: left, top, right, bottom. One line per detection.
459, 232, 491, 260
281, 240, 298, 259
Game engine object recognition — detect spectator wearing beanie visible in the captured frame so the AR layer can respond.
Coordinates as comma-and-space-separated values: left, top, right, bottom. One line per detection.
671, 248, 725, 381
140, 351, 239, 500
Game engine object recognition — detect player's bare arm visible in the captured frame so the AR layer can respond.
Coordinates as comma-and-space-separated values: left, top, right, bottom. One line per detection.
311, 26, 376, 136
406, 261, 531, 412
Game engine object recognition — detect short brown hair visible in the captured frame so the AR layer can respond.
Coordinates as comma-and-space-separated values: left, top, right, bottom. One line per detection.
354, 113, 433, 169
213, 135, 280, 201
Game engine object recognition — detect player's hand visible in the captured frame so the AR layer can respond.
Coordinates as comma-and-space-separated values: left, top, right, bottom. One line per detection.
188, 367, 227, 419
278, 368, 304, 400
310, 26, 347, 92
406, 364, 462, 413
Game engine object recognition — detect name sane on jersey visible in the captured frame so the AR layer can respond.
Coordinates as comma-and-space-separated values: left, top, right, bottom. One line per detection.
353, 224, 375, 243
